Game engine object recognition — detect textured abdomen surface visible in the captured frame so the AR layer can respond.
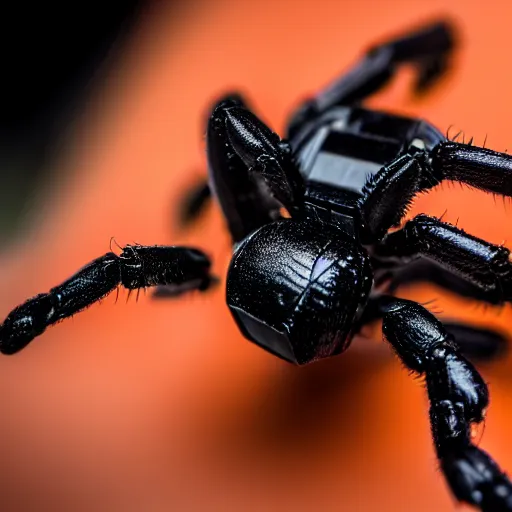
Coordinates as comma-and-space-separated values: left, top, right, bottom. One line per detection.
227, 219, 372, 364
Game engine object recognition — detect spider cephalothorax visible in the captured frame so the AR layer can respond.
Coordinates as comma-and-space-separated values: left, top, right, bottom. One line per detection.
2, 19, 512, 511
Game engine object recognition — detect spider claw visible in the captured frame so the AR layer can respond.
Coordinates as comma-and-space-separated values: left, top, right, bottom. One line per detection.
441, 445, 512, 511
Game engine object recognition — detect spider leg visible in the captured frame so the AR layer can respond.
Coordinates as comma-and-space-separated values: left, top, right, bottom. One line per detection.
374, 214, 512, 305
358, 153, 424, 240
380, 258, 509, 361
360, 295, 508, 363
367, 295, 512, 511
178, 179, 211, 226
431, 141, 512, 197
287, 19, 455, 135
441, 323, 508, 363
0, 245, 211, 354
208, 93, 305, 242
359, 142, 512, 241
384, 258, 493, 303
152, 274, 219, 299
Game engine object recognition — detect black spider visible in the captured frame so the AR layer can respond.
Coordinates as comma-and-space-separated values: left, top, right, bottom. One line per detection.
2, 19, 512, 511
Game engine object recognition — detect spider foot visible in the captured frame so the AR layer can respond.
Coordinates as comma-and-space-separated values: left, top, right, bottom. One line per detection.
427, 349, 512, 511
441, 445, 512, 512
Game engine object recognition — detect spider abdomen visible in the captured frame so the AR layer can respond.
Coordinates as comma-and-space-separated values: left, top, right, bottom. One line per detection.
227, 219, 372, 364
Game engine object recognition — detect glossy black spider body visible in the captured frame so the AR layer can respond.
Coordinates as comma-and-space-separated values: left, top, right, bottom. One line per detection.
226, 104, 447, 366
2, 19, 512, 511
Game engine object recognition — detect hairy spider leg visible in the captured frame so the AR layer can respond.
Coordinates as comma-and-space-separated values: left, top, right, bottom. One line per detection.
0, 245, 211, 354
366, 295, 512, 511
356, 140, 512, 241
359, 290, 508, 363
431, 141, 512, 197
374, 214, 512, 305
382, 258, 497, 303
358, 153, 424, 240
286, 19, 456, 137
207, 95, 305, 242
370, 258, 509, 362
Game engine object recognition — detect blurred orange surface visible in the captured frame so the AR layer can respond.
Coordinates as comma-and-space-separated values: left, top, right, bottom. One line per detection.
1, 1, 512, 510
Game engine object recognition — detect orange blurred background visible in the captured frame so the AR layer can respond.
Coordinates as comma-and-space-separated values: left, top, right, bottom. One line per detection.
1, 0, 512, 510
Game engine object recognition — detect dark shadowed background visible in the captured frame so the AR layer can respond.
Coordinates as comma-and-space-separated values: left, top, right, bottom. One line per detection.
0, 1, 511, 510
0, 2, 144, 244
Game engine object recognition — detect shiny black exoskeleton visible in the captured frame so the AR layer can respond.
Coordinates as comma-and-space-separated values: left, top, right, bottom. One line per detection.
2, 19, 512, 512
